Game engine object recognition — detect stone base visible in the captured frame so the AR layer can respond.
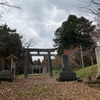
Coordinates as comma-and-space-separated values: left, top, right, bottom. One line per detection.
56, 67, 77, 82
56, 55, 77, 82
56, 77, 77, 82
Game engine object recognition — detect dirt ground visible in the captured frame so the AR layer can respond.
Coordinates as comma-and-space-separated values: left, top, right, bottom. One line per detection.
0, 74, 100, 100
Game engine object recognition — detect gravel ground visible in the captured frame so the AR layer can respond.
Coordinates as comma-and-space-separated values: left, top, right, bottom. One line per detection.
0, 74, 100, 100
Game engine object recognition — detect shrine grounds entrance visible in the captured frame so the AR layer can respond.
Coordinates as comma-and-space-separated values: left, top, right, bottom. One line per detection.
23, 48, 56, 78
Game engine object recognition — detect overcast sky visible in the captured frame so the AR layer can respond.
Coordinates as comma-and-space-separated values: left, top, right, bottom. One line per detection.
0, 0, 95, 60
0, 0, 80, 48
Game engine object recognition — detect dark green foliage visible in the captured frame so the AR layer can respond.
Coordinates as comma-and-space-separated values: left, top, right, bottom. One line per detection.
0, 24, 22, 58
53, 15, 96, 55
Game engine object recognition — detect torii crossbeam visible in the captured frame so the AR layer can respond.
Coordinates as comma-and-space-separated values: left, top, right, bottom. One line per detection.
23, 48, 57, 78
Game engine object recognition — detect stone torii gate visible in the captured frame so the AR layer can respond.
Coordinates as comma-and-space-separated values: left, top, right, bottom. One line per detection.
24, 48, 56, 78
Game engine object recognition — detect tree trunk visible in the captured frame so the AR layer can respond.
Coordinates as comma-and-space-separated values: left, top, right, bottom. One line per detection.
80, 45, 84, 68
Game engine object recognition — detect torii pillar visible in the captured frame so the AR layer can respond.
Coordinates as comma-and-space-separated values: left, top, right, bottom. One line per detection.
48, 51, 53, 77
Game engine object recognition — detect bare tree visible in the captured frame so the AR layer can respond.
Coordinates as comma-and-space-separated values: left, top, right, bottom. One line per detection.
22, 37, 36, 48
77, 0, 100, 21
24, 37, 37, 78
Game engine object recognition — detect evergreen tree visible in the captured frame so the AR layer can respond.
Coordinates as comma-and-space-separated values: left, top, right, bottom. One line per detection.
0, 24, 22, 58
53, 15, 96, 55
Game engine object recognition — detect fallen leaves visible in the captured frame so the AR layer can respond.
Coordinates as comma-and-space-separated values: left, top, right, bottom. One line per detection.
0, 74, 100, 100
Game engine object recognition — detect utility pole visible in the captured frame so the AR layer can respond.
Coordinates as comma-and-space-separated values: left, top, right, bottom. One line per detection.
80, 45, 84, 68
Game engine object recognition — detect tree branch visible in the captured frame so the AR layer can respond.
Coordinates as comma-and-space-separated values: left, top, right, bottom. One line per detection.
0, 2, 21, 9
91, 0, 100, 5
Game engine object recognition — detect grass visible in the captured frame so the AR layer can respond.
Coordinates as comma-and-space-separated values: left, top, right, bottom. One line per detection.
16, 65, 98, 79
17, 74, 24, 78
53, 65, 98, 78
75, 65, 98, 78
75, 65, 100, 90
53, 70, 59, 76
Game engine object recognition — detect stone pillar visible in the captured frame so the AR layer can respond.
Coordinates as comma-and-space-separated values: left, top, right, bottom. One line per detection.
48, 52, 53, 77
39, 65, 41, 74
95, 47, 100, 73
56, 55, 77, 81
42, 66, 47, 74
62, 55, 69, 68
32, 65, 33, 74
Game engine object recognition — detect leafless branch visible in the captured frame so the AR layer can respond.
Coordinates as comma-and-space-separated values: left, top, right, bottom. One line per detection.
91, 0, 100, 5
76, 0, 100, 22
0, 2, 21, 9
22, 37, 37, 48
